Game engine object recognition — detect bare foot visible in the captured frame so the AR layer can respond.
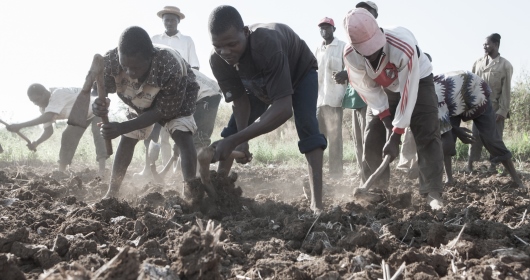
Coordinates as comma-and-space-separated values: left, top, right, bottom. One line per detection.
427, 192, 444, 210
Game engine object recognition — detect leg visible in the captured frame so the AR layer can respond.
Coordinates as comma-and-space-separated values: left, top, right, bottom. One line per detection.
441, 131, 456, 184
488, 117, 506, 171
409, 74, 444, 196
319, 106, 343, 178
159, 127, 172, 166
105, 136, 138, 198
361, 91, 402, 187
91, 116, 109, 176
59, 120, 90, 171
135, 123, 162, 177
467, 123, 483, 171
352, 106, 367, 173
291, 69, 327, 212
193, 95, 222, 150
171, 130, 197, 181
473, 101, 522, 187
398, 128, 419, 179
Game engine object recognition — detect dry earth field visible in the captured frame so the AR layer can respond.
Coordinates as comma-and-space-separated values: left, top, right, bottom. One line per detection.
0, 159, 529, 279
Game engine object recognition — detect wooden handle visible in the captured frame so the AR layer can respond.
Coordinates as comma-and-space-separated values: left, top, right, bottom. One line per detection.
360, 154, 391, 190
0, 119, 36, 151
68, 53, 107, 128
93, 54, 113, 156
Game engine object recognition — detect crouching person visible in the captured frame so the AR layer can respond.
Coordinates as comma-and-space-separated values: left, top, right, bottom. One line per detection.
436, 70, 524, 187
92, 26, 199, 198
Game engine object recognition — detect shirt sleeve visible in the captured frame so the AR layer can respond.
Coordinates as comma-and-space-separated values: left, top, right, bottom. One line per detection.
44, 89, 68, 115
150, 50, 197, 119
187, 38, 200, 69
210, 52, 246, 103
262, 51, 294, 101
497, 60, 513, 118
390, 46, 421, 134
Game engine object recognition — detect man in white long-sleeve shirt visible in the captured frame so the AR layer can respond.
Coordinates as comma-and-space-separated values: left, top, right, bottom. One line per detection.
343, 8, 444, 208
315, 17, 348, 178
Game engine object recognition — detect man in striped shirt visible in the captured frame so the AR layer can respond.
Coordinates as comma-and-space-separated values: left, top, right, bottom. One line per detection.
343, 8, 444, 208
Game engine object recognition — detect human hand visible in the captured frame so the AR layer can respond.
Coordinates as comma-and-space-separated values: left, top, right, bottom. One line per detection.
382, 132, 401, 162
92, 97, 111, 117
333, 70, 348, 84
5, 123, 23, 132
453, 127, 475, 144
26, 142, 38, 152
234, 142, 253, 164
212, 138, 238, 163
99, 122, 123, 140
496, 114, 505, 122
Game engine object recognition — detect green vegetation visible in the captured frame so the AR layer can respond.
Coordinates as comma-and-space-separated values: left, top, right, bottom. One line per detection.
1, 70, 530, 170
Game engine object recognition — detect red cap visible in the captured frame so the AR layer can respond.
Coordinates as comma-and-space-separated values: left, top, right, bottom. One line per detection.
318, 17, 335, 27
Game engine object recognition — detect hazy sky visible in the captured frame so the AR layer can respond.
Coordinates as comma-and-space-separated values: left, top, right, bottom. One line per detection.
1, 0, 528, 122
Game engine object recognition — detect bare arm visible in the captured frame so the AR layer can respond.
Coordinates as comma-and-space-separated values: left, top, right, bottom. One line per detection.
6, 112, 56, 132
229, 95, 293, 145
32, 125, 54, 148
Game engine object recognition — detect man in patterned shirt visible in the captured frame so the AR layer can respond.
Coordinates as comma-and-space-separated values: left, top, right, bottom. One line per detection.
92, 26, 199, 198
436, 71, 523, 187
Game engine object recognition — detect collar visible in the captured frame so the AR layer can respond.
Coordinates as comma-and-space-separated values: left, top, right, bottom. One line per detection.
321, 37, 339, 47
162, 31, 181, 38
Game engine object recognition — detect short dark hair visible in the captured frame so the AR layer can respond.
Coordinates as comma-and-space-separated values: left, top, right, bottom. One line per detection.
487, 33, 501, 46
208, 5, 244, 35
118, 26, 155, 59
27, 83, 47, 97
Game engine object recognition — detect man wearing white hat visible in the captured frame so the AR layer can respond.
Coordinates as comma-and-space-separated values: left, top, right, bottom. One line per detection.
150, 6, 202, 174
343, 8, 444, 209
152, 6, 200, 70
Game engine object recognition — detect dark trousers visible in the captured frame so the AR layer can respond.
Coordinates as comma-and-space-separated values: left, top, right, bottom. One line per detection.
222, 69, 327, 153
362, 74, 444, 194
453, 99, 511, 163
469, 108, 506, 163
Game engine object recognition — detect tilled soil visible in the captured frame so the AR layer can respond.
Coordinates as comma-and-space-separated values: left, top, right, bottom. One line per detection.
0, 161, 529, 279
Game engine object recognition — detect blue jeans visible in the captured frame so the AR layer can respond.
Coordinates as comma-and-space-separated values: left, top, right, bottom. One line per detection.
221, 68, 327, 153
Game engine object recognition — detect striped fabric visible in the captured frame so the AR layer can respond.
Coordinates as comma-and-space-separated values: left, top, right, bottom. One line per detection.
434, 70, 490, 134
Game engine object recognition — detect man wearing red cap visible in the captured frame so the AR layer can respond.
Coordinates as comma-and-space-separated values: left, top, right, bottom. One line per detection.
343, 8, 444, 209
315, 17, 348, 179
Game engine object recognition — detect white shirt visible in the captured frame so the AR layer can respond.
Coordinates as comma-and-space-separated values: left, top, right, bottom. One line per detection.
152, 32, 200, 69
40, 87, 94, 128
191, 69, 221, 100
315, 37, 348, 107
344, 26, 432, 134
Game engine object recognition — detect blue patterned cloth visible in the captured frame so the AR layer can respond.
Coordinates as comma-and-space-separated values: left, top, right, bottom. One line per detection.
434, 70, 491, 134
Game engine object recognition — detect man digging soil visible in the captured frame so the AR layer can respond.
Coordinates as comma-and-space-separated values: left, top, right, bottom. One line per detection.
92, 26, 199, 198
5, 84, 109, 176
207, 5, 328, 213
